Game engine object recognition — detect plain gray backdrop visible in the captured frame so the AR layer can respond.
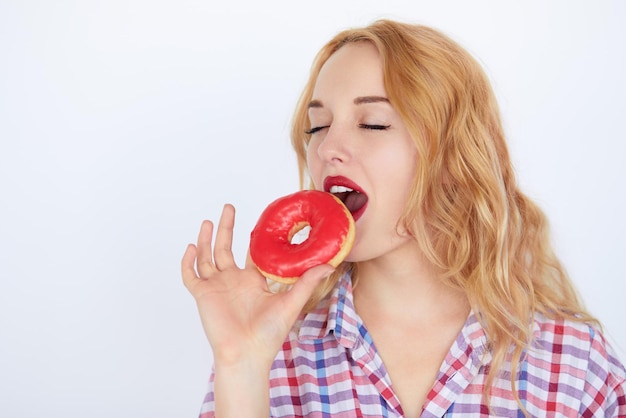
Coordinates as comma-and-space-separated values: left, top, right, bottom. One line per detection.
1, 1, 625, 417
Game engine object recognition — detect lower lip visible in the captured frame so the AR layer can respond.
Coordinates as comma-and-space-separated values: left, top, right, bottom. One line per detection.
350, 203, 367, 223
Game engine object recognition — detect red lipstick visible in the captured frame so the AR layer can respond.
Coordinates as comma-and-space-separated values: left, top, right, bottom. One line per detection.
323, 176, 368, 222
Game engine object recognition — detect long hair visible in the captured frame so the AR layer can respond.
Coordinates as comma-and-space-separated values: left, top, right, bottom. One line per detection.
289, 19, 598, 410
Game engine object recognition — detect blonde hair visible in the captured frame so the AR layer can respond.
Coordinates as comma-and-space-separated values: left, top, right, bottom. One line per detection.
289, 19, 598, 411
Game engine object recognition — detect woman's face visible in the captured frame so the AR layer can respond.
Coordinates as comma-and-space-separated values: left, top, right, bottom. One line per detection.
306, 42, 419, 263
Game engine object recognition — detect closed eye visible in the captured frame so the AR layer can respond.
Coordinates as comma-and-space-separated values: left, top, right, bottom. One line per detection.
305, 126, 329, 135
359, 124, 390, 130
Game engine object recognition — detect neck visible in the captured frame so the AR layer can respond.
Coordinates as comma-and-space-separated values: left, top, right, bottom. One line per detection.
353, 242, 469, 323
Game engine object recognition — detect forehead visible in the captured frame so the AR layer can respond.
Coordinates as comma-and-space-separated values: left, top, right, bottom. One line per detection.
312, 42, 386, 100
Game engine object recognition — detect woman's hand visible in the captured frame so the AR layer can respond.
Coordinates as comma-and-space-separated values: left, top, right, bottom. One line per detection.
182, 204, 334, 369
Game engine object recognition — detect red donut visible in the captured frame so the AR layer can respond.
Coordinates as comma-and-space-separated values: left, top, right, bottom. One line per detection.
249, 190, 356, 284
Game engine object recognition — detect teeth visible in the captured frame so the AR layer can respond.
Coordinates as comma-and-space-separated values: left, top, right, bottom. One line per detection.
330, 185, 354, 193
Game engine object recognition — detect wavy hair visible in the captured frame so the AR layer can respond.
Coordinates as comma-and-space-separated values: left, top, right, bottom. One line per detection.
288, 19, 597, 412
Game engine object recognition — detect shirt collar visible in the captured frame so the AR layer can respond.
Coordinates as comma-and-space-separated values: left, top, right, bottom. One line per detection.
297, 269, 493, 367
455, 311, 492, 368
298, 271, 360, 348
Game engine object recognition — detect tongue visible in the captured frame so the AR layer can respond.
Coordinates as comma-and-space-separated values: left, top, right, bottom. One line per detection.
342, 191, 367, 214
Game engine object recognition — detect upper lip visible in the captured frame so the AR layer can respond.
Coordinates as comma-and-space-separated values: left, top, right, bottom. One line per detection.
323, 175, 368, 222
323, 176, 365, 194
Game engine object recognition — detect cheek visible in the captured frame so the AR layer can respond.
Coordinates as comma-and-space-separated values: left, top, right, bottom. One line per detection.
379, 146, 417, 182
305, 142, 323, 188
379, 148, 418, 209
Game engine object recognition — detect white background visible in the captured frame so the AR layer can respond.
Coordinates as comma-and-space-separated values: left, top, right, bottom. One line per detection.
1, 1, 625, 417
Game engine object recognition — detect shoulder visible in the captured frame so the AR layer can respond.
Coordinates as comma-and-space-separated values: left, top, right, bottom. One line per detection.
529, 313, 626, 415
530, 312, 625, 375
530, 312, 623, 366
531, 312, 599, 353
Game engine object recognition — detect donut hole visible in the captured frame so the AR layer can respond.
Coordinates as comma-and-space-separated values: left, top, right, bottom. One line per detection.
289, 222, 311, 245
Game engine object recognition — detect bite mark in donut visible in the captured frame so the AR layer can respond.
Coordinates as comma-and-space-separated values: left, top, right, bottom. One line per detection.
249, 190, 355, 284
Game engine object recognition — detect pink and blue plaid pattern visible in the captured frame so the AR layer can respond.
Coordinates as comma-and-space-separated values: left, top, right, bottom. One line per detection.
199, 273, 626, 417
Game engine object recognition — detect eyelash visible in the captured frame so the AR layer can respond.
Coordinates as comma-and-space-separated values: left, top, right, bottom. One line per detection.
305, 124, 390, 135
304, 126, 328, 135
359, 124, 390, 130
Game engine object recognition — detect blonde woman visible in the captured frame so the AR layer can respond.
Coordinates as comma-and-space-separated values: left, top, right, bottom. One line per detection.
182, 20, 626, 417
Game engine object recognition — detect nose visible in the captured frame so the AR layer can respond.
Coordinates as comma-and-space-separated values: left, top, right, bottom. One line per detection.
315, 125, 351, 164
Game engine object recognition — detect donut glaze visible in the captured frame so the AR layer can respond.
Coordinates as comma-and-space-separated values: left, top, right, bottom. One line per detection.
249, 190, 355, 284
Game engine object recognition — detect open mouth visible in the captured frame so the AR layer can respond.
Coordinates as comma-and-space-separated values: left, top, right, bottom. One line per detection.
324, 176, 368, 222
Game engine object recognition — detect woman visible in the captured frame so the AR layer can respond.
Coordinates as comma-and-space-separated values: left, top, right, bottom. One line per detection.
182, 20, 625, 417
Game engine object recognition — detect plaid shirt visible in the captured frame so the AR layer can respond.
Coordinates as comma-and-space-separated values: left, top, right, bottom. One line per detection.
199, 273, 626, 417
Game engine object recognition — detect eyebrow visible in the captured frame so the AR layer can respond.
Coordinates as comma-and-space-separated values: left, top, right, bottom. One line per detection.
354, 96, 389, 105
307, 96, 390, 108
